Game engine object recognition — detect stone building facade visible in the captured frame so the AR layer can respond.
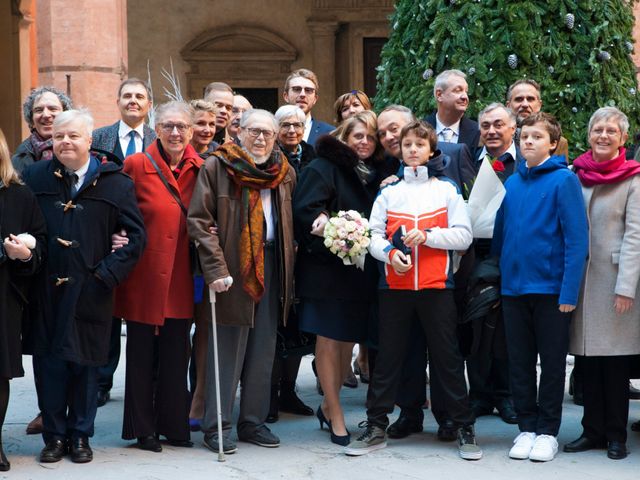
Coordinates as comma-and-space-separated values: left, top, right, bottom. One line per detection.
2, 0, 640, 151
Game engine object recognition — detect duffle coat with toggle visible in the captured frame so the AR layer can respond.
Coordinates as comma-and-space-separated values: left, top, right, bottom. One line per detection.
21, 156, 146, 366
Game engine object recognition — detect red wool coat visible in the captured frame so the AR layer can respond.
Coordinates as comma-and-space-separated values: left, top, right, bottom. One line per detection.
114, 140, 203, 325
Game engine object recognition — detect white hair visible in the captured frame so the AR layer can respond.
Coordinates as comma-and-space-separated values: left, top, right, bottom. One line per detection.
275, 105, 306, 124
53, 108, 94, 137
240, 109, 278, 131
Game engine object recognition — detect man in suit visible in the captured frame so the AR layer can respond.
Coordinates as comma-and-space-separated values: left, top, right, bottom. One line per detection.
425, 70, 480, 155
506, 79, 569, 160
376, 105, 474, 442
466, 103, 521, 424
282, 69, 333, 147
204, 82, 234, 145
92, 78, 155, 162
91, 78, 155, 408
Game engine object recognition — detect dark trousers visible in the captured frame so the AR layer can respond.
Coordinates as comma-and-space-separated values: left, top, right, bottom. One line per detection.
502, 294, 570, 436
367, 289, 473, 428
122, 318, 191, 441
97, 317, 122, 392
393, 321, 449, 425
581, 355, 631, 443
36, 354, 98, 442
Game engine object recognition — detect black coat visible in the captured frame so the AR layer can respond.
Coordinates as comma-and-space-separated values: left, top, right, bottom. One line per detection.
293, 135, 381, 302
0, 182, 46, 377
22, 156, 146, 366
10, 139, 37, 175
279, 140, 316, 174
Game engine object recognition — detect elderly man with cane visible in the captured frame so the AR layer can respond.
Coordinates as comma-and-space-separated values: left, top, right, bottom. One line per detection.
188, 109, 296, 455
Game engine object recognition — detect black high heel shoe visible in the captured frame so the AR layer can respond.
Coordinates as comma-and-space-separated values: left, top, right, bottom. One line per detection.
316, 405, 330, 430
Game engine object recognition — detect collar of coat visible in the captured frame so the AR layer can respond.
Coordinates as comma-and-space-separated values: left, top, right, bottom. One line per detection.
315, 134, 360, 169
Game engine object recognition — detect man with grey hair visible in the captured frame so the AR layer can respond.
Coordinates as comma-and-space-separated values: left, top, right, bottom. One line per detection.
21, 109, 145, 464
12, 86, 73, 173
188, 108, 296, 453
425, 70, 480, 154
465, 102, 522, 425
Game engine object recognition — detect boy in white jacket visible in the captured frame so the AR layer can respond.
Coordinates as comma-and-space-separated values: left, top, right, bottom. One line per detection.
345, 121, 481, 460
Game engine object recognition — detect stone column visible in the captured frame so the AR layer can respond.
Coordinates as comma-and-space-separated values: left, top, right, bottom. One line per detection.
308, 20, 339, 124
36, 0, 128, 128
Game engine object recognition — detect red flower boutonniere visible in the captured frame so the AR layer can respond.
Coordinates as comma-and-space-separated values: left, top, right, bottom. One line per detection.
492, 160, 505, 173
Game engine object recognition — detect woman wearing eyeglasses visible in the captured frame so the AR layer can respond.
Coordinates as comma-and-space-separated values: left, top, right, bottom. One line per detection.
115, 101, 203, 452
187, 109, 295, 454
564, 107, 640, 460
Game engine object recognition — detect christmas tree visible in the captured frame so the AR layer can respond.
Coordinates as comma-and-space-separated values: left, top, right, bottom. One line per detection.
375, 0, 640, 156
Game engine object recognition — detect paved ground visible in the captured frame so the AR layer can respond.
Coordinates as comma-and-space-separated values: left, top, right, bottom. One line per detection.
2, 344, 639, 479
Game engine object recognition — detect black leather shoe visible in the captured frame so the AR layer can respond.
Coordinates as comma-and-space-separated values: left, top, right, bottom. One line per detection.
40, 439, 67, 463
166, 438, 193, 448
563, 435, 607, 453
343, 370, 358, 389
0, 444, 10, 471
607, 441, 628, 460
387, 415, 423, 439
136, 435, 162, 452
470, 402, 494, 418
631, 420, 640, 432
97, 389, 110, 408
70, 437, 93, 463
279, 390, 314, 416
436, 419, 457, 442
496, 400, 518, 424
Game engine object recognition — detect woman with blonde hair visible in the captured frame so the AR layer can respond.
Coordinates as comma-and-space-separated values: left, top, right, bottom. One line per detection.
0, 128, 47, 470
293, 111, 385, 446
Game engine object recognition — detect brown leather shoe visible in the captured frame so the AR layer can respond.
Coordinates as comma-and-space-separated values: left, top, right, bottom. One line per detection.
26, 413, 43, 435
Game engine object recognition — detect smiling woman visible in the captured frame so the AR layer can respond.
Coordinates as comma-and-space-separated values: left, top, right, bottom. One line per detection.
114, 100, 203, 453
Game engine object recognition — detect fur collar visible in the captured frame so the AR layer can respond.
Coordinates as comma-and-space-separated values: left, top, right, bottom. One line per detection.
315, 134, 359, 169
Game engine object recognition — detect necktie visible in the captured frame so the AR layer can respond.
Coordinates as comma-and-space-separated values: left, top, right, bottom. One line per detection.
69, 173, 79, 196
441, 127, 454, 143
125, 131, 137, 157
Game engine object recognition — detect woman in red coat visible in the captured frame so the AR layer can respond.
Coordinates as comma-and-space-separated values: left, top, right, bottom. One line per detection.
115, 101, 203, 452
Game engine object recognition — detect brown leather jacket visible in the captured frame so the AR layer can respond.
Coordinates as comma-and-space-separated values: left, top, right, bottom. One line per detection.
187, 151, 296, 327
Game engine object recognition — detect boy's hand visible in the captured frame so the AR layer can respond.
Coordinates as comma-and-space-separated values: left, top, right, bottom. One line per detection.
390, 251, 412, 274
380, 174, 399, 187
403, 228, 426, 248
559, 304, 575, 313
614, 294, 633, 315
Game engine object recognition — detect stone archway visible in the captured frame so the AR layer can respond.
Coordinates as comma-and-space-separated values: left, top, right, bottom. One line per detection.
180, 25, 298, 101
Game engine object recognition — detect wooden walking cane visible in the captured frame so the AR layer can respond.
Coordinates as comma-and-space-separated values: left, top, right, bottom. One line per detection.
209, 276, 233, 462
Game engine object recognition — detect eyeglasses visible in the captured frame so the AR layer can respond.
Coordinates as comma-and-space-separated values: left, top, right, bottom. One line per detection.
159, 122, 190, 133
245, 128, 275, 140
289, 86, 316, 95
280, 122, 305, 131
590, 127, 621, 137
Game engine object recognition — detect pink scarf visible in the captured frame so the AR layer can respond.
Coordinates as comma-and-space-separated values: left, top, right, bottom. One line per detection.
573, 147, 640, 186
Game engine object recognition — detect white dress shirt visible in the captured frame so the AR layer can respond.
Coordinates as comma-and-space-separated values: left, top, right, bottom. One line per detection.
118, 120, 145, 156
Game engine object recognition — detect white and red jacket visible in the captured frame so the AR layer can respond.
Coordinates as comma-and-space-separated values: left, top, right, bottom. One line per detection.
369, 165, 472, 290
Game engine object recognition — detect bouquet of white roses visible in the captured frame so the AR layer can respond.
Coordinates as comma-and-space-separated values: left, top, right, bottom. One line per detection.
323, 210, 371, 270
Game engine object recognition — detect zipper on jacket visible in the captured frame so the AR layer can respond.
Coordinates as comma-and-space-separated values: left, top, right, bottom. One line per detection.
414, 215, 419, 291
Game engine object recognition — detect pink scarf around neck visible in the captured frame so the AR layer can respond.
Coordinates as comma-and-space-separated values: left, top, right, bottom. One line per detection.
573, 147, 640, 186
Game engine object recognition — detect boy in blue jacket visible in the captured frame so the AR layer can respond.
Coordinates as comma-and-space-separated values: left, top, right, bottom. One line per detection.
492, 112, 588, 462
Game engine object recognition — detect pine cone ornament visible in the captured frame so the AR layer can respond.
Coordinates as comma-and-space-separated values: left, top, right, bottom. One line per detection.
422, 68, 434, 80
565, 13, 575, 29
597, 51, 611, 62
507, 54, 518, 69
468, 66, 476, 75
626, 41, 634, 52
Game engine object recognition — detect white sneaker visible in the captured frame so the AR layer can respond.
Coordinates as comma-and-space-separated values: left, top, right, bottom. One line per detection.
528, 434, 558, 462
509, 432, 536, 459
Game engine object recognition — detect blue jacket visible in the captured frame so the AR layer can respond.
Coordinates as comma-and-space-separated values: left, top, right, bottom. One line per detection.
492, 155, 588, 305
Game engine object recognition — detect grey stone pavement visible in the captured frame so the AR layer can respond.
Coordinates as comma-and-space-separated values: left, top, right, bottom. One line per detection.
2, 343, 639, 480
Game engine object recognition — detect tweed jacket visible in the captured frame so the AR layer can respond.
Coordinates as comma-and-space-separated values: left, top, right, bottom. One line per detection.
92, 121, 156, 161
570, 174, 640, 356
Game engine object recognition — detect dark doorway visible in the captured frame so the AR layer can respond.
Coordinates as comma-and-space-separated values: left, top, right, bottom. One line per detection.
233, 88, 279, 114
363, 37, 387, 99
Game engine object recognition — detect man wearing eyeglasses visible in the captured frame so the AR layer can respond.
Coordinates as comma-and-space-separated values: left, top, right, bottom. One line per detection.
90, 77, 156, 409
283, 69, 334, 148
204, 82, 235, 145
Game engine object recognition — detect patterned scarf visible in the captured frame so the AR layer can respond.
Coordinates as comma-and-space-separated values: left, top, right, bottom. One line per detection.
29, 130, 54, 162
573, 147, 640, 186
216, 143, 289, 302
